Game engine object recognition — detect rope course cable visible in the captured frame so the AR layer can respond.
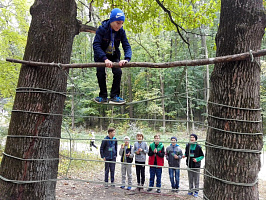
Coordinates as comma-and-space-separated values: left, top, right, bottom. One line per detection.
16, 87, 71, 96
1, 57, 265, 199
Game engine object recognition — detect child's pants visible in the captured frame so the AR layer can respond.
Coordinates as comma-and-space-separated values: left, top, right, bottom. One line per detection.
168, 168, 180, 189
149, 167, 162, 188
188, 168, 200, 192
121, 163, 132, 186
105, 158, 116, 183
135, 161, 145, 185
96, 56, 121, 99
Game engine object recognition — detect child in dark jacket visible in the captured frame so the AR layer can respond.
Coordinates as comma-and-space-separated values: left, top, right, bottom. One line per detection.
93, 8, 132, 104
100, 128, 118, 188
119, 136, 134, 190
165, 136, 183, 192
183, 134, 204, 198
147, 135, 165, 193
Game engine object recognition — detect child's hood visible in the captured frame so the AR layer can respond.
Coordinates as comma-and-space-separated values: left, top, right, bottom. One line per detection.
170, 144, 179, 147
101, 19, 110, 28
105, 135, 116, 140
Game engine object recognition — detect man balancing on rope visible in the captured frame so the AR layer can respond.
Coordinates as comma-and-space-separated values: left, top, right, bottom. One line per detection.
93, 8, 132, 105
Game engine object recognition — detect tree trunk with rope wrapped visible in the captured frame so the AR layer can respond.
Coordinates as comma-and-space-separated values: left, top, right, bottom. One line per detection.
0, 0, 79, 199
204, 1, 265, 199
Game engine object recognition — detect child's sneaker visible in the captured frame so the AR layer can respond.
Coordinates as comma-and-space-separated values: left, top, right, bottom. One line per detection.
139, 184, 144, 191
188, 192, 193, 195
109, 96, 126, 104
93, 97, 108, 104
127, 186, 131, 190
194, 192, 198, 198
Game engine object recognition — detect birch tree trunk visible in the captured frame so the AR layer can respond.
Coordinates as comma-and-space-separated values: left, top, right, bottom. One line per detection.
204, 1, 265, 199
200, 26, 210, 120
0, 0, 79, 199
127, 69, 133, 118
159, 72, 166, 131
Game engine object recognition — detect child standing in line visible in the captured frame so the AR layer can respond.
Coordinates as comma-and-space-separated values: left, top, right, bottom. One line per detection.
93, 8, 132, 104
134, 132, 148, 191
119, 136, 134, 190
100, 128, 118, 188
147, 134, 165, 193
182, 134, 204, 198
165, 136, 183, 192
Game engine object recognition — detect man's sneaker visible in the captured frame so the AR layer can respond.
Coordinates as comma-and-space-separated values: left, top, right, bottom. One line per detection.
188, 192, 193, 195
147, 188, 152, 192
120, 186, 125, 189
194, 192, 199, 198
127, 186, 131, 190
93, 97, 108, 104
156, 189, 161, 193
109, 96, 126, 104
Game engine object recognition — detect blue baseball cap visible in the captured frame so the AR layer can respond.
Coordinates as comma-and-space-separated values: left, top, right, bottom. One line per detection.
109, 8, 125, 23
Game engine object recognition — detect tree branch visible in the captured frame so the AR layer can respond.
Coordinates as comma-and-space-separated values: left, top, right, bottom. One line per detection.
129, 35, 156, 62
79, 23, 97, 33
155, 0, 189, 46
6, 49, 266, 69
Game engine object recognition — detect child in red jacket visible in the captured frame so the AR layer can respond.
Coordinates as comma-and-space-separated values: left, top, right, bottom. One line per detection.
147, 135, 165, 193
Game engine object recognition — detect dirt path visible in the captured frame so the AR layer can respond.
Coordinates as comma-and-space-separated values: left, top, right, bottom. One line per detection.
56, 156, 199, 200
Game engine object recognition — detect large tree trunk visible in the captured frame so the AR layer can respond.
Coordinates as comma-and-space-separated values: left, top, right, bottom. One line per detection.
0, 0, 79, 199
204, 1, 265, 199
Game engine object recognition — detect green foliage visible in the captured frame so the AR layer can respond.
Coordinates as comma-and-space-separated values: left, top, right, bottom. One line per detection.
91, 0, 221, 35
0, 0, 31, 100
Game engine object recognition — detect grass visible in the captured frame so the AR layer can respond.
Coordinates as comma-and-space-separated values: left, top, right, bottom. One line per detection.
58, 150, 104, 179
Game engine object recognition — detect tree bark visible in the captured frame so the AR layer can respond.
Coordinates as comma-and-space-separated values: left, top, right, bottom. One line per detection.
204, 1, 265, 199
0, 0, 79, 199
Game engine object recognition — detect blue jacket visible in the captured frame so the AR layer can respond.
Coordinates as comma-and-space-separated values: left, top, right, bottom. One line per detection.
93, 20, 132, 62
100, 136, 118, 160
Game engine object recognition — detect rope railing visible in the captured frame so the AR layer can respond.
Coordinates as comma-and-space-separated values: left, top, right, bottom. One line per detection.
1, 54, 265, 199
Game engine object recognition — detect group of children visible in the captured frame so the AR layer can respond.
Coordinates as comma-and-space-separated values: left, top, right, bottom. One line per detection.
100, 128, 204, 198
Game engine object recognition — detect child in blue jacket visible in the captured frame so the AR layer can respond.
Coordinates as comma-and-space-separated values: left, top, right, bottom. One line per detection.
100, 128, 118, 188
93, 8, 132, 104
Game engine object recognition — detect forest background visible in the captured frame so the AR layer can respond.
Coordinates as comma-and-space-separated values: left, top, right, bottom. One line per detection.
0, 0, 265, 143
